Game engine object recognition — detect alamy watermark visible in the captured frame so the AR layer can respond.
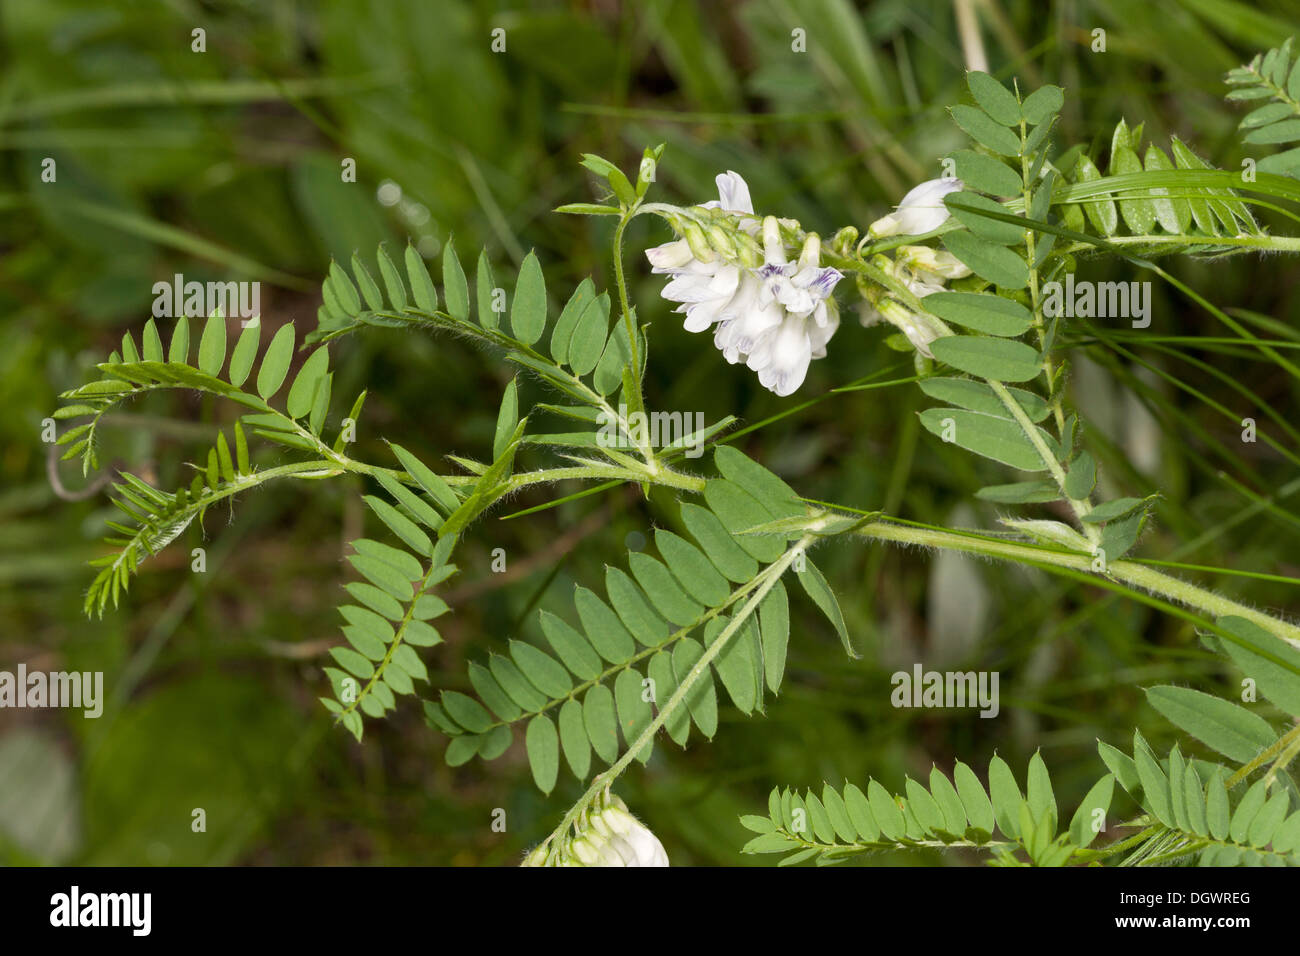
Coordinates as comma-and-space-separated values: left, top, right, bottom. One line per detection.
152, 273, 260, 324
1041, 274, 1151, 328
890, 664, 1000, 718
0, 664, 103, 718
50, 886, 150, 936
596, 404, 706, 458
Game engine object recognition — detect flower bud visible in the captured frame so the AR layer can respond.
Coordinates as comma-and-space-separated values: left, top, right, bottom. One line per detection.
566, 835, 609, 866
830, 225, 859, 257
645, 238, 695, 272
733, 232, 765, 269
521, 843, 549, 867
869, 177, 964, 238
896, 244, 971, 280
879, 299, 946, 358
525, 790, 669, 867
682, 221, 716, 263
760, 216, 785, 264
705, 222, 738, 260
870, 253, 895, 274
797, 233, 822, 271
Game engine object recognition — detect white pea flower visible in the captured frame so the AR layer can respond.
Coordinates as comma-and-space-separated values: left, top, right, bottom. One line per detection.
646, 171, 762, 333
721, 221, 842, 396
644, 238, 697, 272
903, 273, 946, 299
890, 244, 972, 301
700, 169, 759, 230
647, 176, 843, 396
645, 170, 759, 274
709, 271, 780, 357
896, 245, 972, 282
869, 178, 965, 238
522, 791, 669, 867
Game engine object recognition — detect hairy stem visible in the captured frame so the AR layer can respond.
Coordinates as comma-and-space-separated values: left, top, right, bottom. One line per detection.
612, 210, 651, 459
613, 215, 640, 380
988, 379, 1100, 545
1018, 110, 1065, 432
1226, 722, 1300, 788
845, 517, 1300, 646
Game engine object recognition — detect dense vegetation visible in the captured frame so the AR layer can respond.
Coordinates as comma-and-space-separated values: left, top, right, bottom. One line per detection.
3, 0, 1299, 866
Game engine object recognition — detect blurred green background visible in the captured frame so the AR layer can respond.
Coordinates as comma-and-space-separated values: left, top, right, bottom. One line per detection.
2, 0, 1299, 866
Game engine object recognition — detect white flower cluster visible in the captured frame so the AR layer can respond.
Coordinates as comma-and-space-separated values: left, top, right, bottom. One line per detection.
522, 791, 669, 867
646, 172, 843, 397
646, 173, 973, 382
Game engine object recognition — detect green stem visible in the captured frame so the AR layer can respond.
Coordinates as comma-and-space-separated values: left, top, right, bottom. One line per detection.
1056, 233, 1300, 255
471, 547, 776, 737
347, 307, 658, 463
1226, 721, 1300, 787
987, 379, 1100, 546
1017, 114, 1066, 434
845, 517, 1300, 647
1238, 60, 1300, 113
613, 215, 639, 376
770, 831, 1017, 855
612, 211, 650, 452
1264, 728, 1300, 789
831, 254, 927, 314
1082, 824, 1160, 860
504, 463, 703, 493
338, 554, 447, 719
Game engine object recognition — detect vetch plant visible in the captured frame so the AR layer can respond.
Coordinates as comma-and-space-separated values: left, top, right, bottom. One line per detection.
53, 57, 1300, 867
